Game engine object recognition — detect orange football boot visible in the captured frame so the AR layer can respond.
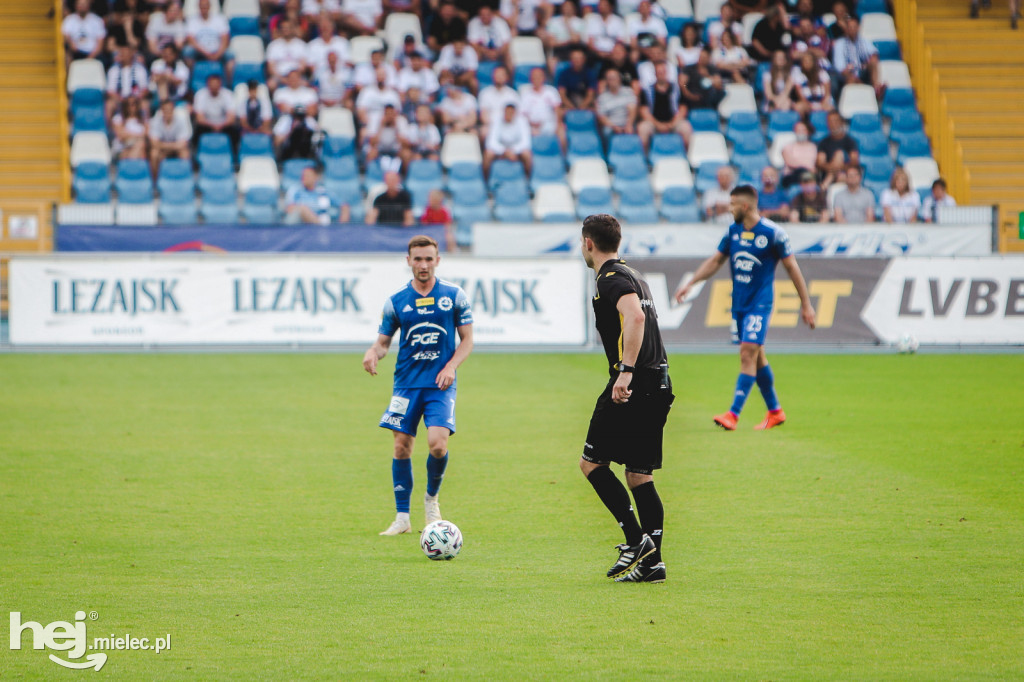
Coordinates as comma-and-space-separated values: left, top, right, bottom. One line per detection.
713, 412, 738, 430
754, 409, 786, 430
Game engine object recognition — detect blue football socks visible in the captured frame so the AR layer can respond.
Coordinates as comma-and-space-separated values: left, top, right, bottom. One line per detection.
392, 458, 413, 513
730, 373, 757, 416
756, 365, 781, 411
426, 452, 448, 497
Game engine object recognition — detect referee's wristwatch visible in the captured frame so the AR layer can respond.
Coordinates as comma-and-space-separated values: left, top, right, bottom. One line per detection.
617, 363, 635, 373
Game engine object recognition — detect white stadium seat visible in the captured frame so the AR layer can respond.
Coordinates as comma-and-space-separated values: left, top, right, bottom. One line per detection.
238, 157, 280, 193
510, 36, 545, 67
860, 12, 897, 42
349, 36, 385, 65
652, 159, 695, 193
742, 12, 764, 45
319, 107, 356, 138
904, 157, 940, 190
838, 83, 879, 118
222, 0, 259, 17
229, 35, 264, 64
183, 0, 220, 17
116, 203, 159, 226
768, 132, 796, 169
687, 132, 730, 169
385, 13, 425, 61
568, 158, 611, 194
70, 132, 111, 168
67, 59, 106, 93
694, 0, 726, 23
660, 0, 694, 19
533, 184, 575, 220
879, 60, 912, 89
717, 83, 758, 118
58, 203, 114, 225
440, 133, 483, 167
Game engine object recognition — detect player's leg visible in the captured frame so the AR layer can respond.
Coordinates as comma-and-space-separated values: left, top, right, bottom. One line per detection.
715, 312, 765, 430
754, 346, 787, 430
380, 431, 415, 535
421, 387, 457, 525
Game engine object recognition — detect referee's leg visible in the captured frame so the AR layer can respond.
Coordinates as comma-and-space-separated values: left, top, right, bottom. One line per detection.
625, 471, 664, 567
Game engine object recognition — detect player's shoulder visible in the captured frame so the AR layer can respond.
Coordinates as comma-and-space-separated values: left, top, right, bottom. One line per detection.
759, 217, 789, 240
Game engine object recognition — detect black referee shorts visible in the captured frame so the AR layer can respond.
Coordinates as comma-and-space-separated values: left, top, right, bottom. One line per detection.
582, 368, 674, 474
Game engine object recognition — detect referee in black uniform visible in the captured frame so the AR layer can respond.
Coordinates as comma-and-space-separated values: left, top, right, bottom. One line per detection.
579, 213, 674, 583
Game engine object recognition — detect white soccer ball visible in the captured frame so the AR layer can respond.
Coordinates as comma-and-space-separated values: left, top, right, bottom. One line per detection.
896, 332, 919, 354
420, 520, 463, 560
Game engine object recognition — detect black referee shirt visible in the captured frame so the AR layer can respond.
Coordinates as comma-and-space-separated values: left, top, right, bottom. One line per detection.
593, 259, 668, 375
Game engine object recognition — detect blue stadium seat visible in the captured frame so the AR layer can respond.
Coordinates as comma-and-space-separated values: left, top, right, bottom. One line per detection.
493, 183, 532, 222
542, 212, 575, 223
323, 177, 365, 222
565, 110, 597, 134
115, 160, 154, 204
243, 187, 279, 223
849, 113, 883, 138
575, 187, 614, 219
725, 112, 760, 143
566, 131, 603, 164
487, 159, 527, 191
451, 183, 492, 242
733, 152, 770, 186
618, 184, 658, 223
530, 155, 567, 191
200, 192, 240, 223
863, 156, 895, 197
191, 60, 227, 93
665, 16, 690, 38
477, 60, 499, 88
857, 0, 888, 16
890, 110, 924, 140
896, 132, 932, 163
229, 16, 260, 36
364, 158, 385, 187
407, 159, 444, 210
648, 134, 685, 165
74, 162, 111, 203
660, 186, 700, 222
856, 131, 890, 159
198, 133, 232, 168
159, 183, 199, 223
70, 87, 104, 111
72, 106, 106, 134
694, 161, 728, 194
157, 158, 194, 195
607, 134, 644, 171
239, 133, 273, 162
513, 64, 536, 88
611, 155, 648, 194
732, 132, 767, 155
809, 110, 829, 142
689, 109, 720, 133
322, 135, 356, 158
324, 155, 358, 181
198, 173, 235, 199
532, 133, 561, 158
881, 87, 915, 120
767, 110, 800, 140
874, 40, 901, 61
233, 62, 266, 86
753, 62, 771, 97
281, 158, 315, 193
447, 162, 487, 197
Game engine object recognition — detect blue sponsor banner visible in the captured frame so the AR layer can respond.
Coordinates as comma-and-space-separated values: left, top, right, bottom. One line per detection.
56, 224, 448, 253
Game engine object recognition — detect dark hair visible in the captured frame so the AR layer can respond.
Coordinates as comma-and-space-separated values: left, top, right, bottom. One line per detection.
408, 235, 439, 253
932, 178, 947, 190
730, 184, 759, 202
581, 214, 622, 253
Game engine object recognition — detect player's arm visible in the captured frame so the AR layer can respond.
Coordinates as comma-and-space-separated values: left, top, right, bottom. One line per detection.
363, 333, 394, 376
435, 324, 473, 390
611, 293, 645, 404
674, 250, 728, 303
781, 254, 817, 329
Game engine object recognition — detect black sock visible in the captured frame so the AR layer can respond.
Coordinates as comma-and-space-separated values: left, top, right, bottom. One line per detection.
631, 481, 664, 564
586, 466, 644, 545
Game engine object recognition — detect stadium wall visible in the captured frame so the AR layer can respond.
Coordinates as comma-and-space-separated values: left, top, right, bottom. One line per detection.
5, 254, 1022, 349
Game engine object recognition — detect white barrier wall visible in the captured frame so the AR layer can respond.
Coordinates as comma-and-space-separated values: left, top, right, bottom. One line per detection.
9, 256, 589, 347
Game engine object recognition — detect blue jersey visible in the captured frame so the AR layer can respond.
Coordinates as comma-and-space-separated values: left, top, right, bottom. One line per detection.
717, 218, 793, 312
378, 278, 473, 389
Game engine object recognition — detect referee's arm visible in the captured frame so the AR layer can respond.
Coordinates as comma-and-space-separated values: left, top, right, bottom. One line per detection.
611, 294, 645, 404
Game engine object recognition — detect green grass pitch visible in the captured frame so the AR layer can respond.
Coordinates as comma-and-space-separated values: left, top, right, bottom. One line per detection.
2, 352, 1023, 679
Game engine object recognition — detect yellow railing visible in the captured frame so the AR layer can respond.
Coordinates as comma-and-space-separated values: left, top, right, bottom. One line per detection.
55, 0, 70, 204
892, 0, 971, 203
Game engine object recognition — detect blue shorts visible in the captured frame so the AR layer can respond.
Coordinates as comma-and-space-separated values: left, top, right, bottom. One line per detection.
379, 386, 457, 436
731, 309, 771, 346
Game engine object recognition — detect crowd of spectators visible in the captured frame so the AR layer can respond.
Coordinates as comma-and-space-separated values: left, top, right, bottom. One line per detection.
63, 0, 948, 229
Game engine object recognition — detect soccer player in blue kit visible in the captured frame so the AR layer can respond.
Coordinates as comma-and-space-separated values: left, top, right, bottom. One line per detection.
363, 235, 474, 535
675, 185, 816, 430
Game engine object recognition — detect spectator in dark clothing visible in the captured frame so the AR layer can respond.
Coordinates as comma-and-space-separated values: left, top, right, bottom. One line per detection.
598, 42, 640, 93
749, 4, 790, 62
680, 48, 726, 110
368, 171, 414, 226
427, 1, 467, 53
637, 60, 692, 150
790, 170, 829, 222
557, 47, 597, 110
816, 109, 859, 187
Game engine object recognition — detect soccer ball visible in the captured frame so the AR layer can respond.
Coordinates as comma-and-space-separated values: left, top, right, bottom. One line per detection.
896, 332, 919, 354
420, 520, 463, 560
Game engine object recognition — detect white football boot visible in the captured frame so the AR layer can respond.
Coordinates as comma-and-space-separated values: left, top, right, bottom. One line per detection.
424, 494, 442, 526
379, 512, 412, 535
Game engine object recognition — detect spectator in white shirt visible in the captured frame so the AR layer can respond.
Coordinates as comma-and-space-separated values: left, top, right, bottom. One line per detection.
397, 52, 440, 104
146, 1, 187, 55
343, 0, 382, 35
352, 49, 398, 90
106, 45, 149, 119
302, 0, 344, 19
484, 103, 533, 177
150, 43, 190, 103
468, 6, 512, 63
401, 103, 442, 164
628, 1, 668, 59
477, 65, 520, 138
266, 19, 311, 89
362, 104, 407, 170
307, 15, 350, 73
922, 178, 957, 223
63, 0, 107, 62
703, 165, 737, 223
832, 15, 880, 92
586, 0, 626, 59
186, 0, 232, 78
707, 4, 743, 50
541, 0, 587, 73
193, 72, 239, 149
434, 37, 479, 93
355, 66, 403, 124
239, 80, 273, 135
273, 68, 320, 116
112, 96, 148, 161
149, 99, 192, 178
500, 0, 543, 36
315, 51, 352, 107
881, 167, 921, 224
520, 66, 563, 139
437, 82, 478, 133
